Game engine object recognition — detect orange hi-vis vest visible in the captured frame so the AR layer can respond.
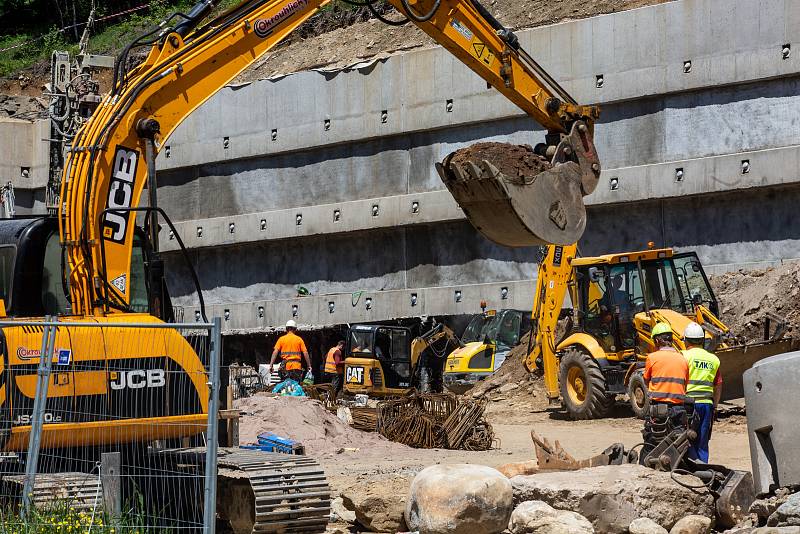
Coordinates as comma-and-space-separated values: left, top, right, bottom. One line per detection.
324, 347, 343, 374
275, 332, 306, 371
643, 348, 689, 404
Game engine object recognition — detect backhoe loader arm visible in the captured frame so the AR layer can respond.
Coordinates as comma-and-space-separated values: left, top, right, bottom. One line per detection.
385, 0, 598, 135
524, 244, 576, 400
61, 0, 599, 316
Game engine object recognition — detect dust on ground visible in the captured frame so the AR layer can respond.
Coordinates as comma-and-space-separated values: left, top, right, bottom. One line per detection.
710, 260, 800, 342
448, 142, 552, 181
234, 393, 408, 457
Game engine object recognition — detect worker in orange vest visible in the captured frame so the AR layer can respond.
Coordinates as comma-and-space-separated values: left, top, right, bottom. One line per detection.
323, 340, 346, 395
640, 322, 690, 464
270, 320, 312, 383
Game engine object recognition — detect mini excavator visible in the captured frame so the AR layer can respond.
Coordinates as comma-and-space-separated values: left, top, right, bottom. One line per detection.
0, 0, 601, 529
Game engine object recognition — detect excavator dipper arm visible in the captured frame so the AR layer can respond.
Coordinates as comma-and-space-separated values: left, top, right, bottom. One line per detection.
386, 0, 602, 246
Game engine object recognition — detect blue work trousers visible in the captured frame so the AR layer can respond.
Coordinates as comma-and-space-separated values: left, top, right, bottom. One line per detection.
689, 402, 714, 462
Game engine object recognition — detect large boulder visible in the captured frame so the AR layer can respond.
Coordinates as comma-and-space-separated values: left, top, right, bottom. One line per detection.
769, 492, 800, 527
629, 517, 669, 534
405, 464, 513, 534
341, 475, 411, 532
509, 500, 594, 534
670, 515, 712, 534
511, 464, 714, 534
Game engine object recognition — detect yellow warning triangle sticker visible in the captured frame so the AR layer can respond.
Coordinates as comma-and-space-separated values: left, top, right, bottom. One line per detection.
473, 42, 485, 57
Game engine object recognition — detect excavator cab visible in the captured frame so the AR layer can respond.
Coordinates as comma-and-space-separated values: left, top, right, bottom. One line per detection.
0, 217, 172, 320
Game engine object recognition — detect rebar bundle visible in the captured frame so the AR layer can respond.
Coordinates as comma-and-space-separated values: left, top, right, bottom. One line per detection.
376, 391, 494, 450
350, 407, 379, 431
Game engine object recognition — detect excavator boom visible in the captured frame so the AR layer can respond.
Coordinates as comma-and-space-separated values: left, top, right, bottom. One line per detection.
60, 0, 601, 317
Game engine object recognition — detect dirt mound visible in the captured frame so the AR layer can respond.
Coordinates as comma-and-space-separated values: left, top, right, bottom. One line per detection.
464, 332, 551, 423
448, 142, 552, 180
710, 260, 800, 342
236, 0, 672, 81
235, 393, 407, 456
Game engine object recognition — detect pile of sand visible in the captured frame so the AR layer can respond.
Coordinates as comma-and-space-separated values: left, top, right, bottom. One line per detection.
235, 393, 407, 456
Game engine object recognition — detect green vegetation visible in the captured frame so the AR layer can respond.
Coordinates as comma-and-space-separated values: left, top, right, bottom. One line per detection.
0, 0, 242, 78
0, 499, 174, 534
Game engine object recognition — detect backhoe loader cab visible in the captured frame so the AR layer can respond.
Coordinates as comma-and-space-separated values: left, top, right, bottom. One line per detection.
573, 250, 718, 357
443, 309, 529, 393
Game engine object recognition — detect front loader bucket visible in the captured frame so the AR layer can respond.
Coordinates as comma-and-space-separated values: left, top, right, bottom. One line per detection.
436, 121, 601, 247
717, 338, 798, 399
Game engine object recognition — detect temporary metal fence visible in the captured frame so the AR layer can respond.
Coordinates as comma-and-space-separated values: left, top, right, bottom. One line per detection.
0, 317, 221, 533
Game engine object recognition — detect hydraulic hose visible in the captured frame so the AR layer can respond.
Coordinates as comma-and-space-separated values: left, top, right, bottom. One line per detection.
367, 0, 410, 25
400, 0, 440, 22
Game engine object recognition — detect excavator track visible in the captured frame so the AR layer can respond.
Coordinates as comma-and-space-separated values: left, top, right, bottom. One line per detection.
160, 447, 331, 534
2, 471, 102, 511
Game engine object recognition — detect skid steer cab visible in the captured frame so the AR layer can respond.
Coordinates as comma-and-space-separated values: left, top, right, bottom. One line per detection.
344, 324, 415, 397
530, 245, 794, 420
343, 323, 459, 397
443, 309, 530, 394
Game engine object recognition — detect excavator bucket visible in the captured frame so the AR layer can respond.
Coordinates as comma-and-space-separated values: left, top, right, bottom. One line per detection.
436, 121, 601, 247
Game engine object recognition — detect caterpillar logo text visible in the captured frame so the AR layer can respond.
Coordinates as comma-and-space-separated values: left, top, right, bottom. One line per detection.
346, 366, 364, 385
102, 146, 139, 244
110, 369, 166, 390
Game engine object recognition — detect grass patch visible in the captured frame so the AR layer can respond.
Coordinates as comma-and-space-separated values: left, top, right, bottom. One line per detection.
1, 497, 177, 534
0, 0, 243, 78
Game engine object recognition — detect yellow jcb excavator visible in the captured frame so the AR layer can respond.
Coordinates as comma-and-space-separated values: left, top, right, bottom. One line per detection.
526, 244, 794, 420
0, 0, 602, 528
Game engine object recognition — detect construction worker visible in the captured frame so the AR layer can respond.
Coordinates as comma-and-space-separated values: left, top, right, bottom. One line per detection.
270, 320, 312, 383
682, 322, 722, 462
323, 339, 345, 395
640, 322, 690, 463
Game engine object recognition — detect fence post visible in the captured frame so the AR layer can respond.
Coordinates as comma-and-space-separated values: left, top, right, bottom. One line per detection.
203, 318, 222, 534
100, 452, 122, 521
22, 317, 57, 516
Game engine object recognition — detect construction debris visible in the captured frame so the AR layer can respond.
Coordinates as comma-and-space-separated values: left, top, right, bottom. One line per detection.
377, 392, 495, 450
448, 142, 553, 184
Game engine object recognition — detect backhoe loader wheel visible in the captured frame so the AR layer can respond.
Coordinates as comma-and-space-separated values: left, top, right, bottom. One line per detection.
627, 371, 649, 419
558, 348, 614, 420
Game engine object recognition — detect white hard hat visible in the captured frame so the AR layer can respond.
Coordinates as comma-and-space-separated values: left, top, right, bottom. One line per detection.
286, 319, 297, 329
684, 322, 704, 340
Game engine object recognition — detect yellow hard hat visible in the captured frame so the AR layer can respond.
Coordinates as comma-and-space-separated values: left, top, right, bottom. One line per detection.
651, 322, 672, 339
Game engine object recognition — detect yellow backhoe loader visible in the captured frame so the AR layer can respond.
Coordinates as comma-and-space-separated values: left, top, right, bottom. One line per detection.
0, 0, 603, 527
344, 322, 460, 396
527, 244, 794, 419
